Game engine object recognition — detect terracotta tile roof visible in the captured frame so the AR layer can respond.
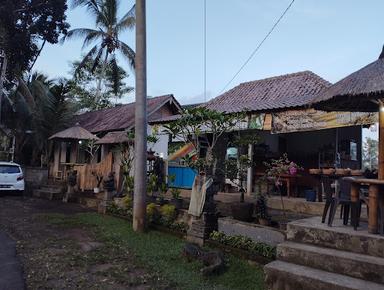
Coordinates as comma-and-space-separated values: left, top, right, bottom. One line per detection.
75, 94, 181, 133
205, 71, 331, 113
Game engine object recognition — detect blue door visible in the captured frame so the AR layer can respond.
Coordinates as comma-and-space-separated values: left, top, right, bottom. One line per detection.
168, 166, 196, 189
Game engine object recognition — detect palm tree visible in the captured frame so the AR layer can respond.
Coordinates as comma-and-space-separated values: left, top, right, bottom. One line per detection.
4, 74, 76, 165
63, 0, 135, 103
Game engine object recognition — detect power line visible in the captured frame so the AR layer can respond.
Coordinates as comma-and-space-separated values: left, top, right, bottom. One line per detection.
219, 0, 295, 95
204, 0, 207, 102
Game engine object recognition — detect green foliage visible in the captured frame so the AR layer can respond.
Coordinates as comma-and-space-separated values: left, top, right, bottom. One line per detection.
5, 74, 76, 165
255, 195, 270, 220
263, 153, 302, 186
363, 137, 378, 170
210, 231, 276, 259
225, 155, 252, 187
67, 58, 133, 110
63, 0, 135, 104
147, 174, 158, 196
171, 188, 181, 199
0, 0, 69, 82
121, 195, 133, 209
45, 213, 265, 290
106, 202, 132, 218
146, 203, 160, 224
160, 204, 176, 225
164, 107, 244, 174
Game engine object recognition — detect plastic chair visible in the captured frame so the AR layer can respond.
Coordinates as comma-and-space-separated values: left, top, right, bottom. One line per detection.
328, 177, 361, 230
321, 176, 333, 223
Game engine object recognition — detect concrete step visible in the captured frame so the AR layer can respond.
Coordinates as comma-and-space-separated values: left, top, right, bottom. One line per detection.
264, 260, 384, 290
39, 186, 64, 193
277, 241, 384, 284
287, 216, 384, 258
33, 189, 64, 200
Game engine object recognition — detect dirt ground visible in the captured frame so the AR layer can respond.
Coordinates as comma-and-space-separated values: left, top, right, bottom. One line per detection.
0, 196, 171, 290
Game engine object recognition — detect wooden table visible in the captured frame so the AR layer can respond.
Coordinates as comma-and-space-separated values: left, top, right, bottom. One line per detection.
255, 173, 300, 198
350, 178, 384, 234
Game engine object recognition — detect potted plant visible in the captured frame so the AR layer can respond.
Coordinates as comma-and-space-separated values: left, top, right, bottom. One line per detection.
225, 154, 254, 222
255, 194, 271, 225
147, 173, 158, 203
91, 171, 103, 194
263, 153, 302, 215
167, 174, 183, 209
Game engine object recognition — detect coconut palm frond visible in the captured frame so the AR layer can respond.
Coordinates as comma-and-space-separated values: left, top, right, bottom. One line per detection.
91, 45, 107, 73
75, 44, 100, 75
118, 41, 135, 69
61, 28, 100, 44
109, 53, 121, 96
116, 4, 135, 33
81, 30, 105, 49
17, 78, 35, 108
71, 0, 103, 20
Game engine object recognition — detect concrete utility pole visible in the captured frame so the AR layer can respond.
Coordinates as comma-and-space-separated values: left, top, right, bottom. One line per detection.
133, 0, 147, 232
0, 50, 7, 124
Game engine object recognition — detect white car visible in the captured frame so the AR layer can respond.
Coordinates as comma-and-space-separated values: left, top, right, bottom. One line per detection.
0, 162, 25, 193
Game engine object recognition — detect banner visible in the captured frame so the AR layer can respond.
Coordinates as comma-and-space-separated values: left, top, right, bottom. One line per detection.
271, 109, 377, 134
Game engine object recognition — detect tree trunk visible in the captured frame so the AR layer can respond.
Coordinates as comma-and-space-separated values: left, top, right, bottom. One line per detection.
133, 0, 147, 232
0, 51, 7, 124
95, 51, 109, 108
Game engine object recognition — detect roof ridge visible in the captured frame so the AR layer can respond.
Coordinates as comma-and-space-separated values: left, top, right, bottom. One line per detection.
77, 94, 174, 117
238, 70, 317, 86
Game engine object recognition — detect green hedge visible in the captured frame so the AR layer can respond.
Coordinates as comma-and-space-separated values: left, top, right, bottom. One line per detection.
210, 231, 276, 259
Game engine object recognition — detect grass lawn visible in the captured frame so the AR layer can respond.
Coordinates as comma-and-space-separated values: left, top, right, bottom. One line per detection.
46, 213, 265, 290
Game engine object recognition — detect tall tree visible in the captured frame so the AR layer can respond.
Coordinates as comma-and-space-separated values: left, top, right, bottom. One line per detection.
3, 74, 76, 165
63, 0, 135, 104
0, 0, 69, 83
133, 0, 147, 232
68, 58, 133, 110
363, 137, 379, 170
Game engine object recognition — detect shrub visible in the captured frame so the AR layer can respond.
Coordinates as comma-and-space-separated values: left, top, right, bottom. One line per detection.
146, 203, 160, 224
121, 195, 133, 209
160, 204, 176, 225
106, 202, 132, 219
209, 231, 276, 259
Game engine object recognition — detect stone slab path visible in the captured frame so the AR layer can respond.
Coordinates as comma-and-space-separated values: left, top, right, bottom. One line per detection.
0, 231, 24, 290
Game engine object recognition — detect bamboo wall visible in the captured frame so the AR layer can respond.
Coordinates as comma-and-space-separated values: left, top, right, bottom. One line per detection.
74, 153, 114, 191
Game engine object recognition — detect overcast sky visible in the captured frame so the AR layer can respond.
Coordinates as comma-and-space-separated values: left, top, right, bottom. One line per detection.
34, 0, 384, 107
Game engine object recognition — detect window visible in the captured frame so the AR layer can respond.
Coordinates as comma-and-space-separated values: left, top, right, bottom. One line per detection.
0, 165, 20, 174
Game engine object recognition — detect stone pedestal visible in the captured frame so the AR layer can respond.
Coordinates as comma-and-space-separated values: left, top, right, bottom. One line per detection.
187, 212, 218, 246
98, 191, 114, 214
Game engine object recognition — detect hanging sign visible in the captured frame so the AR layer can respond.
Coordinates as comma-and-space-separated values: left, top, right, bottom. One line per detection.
271, 109, 377, 134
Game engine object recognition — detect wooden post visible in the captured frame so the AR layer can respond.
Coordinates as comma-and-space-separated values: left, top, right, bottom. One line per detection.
368, 184, 379, 234
350, 183, 359, 203
379, 103, 384, 179
246, 143, 253, 196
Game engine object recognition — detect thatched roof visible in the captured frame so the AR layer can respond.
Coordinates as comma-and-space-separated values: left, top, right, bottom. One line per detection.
204, 71, 331, 113
313, 47, 384, 112
49, 124, 99, 140
96, 131, 132, 145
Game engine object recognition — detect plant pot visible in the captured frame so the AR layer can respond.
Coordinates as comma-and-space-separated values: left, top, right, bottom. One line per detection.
94, 187, 100, 194
304, 189, 316, 202
231, 202, 254, 222
171, 198, 183, 209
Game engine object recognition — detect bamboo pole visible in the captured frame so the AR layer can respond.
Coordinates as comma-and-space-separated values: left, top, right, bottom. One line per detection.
133, 0, 147, 232
379, 103, 384, 179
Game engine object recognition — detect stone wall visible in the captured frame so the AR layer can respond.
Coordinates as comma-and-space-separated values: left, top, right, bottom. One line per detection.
218, 217, 285, 246
23, 167, 48, 194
